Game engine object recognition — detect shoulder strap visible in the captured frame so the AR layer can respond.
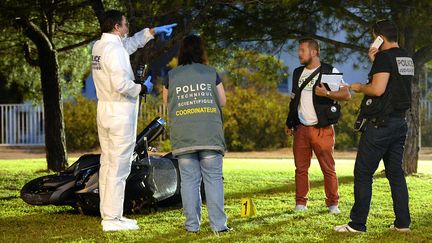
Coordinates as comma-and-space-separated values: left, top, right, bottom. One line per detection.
286, 66, 322, 128
298, 66, 322, 93
321, 63, 334, 73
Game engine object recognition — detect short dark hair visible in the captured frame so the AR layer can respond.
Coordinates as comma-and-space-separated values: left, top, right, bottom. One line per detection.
299, 38, 320, 56
101, 10, 124, 33
372, 20, 398, 42
178, 35, 208, 65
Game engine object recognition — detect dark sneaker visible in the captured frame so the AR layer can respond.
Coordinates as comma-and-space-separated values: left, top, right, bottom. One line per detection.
214, 226, 233, 235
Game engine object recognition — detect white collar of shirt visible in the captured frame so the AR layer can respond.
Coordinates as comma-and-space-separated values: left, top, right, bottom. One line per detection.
101, 33, 123, 45
304, 66, 320, 72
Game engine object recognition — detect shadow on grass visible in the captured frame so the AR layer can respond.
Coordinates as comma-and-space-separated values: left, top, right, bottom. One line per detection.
0, 195, 18, 200
0, 211, 102, 242
1, 206, 429, 242
319, 208, 432, 242
206, 205, 431, 242
0, 206, 189, 242
226, 173, 389, 200
1, 173, 430, 242
226, 175, 346, 199
0, 204, 167, 240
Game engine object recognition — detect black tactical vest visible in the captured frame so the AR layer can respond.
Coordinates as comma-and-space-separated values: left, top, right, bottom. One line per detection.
286, 63, 341, 128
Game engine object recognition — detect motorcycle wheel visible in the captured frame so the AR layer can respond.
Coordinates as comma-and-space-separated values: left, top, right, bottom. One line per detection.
20, 175, 61, 205
74, 194, 101, 216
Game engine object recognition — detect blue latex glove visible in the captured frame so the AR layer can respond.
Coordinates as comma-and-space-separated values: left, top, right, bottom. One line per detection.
154, 23, 177, 37
143, 75, 153, 93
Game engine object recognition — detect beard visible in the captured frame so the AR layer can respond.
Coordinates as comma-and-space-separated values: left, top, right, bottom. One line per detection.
300, 57, 312, 66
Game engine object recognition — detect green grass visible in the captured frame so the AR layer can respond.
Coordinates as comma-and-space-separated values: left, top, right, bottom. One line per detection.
1, 158, 432, 242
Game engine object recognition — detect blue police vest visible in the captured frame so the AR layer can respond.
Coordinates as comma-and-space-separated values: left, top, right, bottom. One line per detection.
167, 63, 226, 156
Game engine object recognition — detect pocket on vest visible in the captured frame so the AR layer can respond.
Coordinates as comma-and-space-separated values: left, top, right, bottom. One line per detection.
315, 103, 341, 127
361, 96, 386, 117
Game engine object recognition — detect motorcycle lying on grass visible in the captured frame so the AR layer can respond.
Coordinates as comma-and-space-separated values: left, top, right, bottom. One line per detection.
21, 117, 203, 215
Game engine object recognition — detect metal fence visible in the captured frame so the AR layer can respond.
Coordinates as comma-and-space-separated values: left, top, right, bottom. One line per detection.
1, 100, 430, 146
0, 103, 166, 146
0, 104, 45, 146
421, 100, 432, 120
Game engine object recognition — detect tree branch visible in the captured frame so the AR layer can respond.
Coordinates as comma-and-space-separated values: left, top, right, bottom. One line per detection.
15, 17, 53, 53
330, 4, 371, 27
233, 29, 368, 53
57, 0, 91, 13
176, 1, 218, 37
413, 45, 432, 68
23, 42, 39, 66
87, 0, 105, 29
283, 24, 368, 52
56, 28, 98, 38
214, 2, 368, 53
55, 1, 92, 27
124, 0, 136, 32
57, 36, 98, 52
221, 2, 259, 20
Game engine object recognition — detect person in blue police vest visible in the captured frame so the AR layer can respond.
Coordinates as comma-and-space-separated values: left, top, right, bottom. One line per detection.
162, 35, 230, 234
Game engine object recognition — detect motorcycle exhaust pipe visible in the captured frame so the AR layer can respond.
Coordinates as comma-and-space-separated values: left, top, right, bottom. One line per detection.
135, 117, 165, 156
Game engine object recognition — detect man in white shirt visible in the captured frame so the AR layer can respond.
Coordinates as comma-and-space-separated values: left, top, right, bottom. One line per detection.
285, 38, 351, 214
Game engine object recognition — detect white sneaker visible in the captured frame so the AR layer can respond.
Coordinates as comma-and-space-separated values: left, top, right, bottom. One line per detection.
102, 219, 140, 232
334, 224, 362, 233
328, 205, 341, 214
390, 225, 410, 232
294, 205, 307, 211
100, 217, 137, 225
120, 216, 137, 225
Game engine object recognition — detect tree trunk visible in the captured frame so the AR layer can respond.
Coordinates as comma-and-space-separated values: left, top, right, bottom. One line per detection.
39, 49, 68, 171
399, 9, 419, 175
16, 17, 68, 172
402, 70, 420, 174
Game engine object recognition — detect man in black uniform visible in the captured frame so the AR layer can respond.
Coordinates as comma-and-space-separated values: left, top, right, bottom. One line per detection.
335, 20, 413, 233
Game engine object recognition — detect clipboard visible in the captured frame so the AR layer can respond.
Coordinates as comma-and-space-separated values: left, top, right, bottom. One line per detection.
321, 73, 343, 91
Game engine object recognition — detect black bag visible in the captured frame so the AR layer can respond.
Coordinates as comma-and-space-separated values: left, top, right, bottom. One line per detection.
315, 102, 341, 127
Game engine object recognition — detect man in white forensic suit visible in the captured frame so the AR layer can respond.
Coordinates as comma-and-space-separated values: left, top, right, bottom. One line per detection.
91, 9, 176, 232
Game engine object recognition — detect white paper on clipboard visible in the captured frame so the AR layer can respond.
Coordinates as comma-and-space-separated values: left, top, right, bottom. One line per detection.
321, 73, 343, 91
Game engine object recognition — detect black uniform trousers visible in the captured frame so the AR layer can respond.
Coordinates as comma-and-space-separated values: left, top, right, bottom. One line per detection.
348, 116, 411, 232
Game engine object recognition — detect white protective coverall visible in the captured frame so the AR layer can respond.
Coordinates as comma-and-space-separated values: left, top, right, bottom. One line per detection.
91, 28, 154, 220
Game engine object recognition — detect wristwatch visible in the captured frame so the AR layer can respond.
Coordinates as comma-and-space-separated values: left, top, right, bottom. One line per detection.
326, 91, 331, 97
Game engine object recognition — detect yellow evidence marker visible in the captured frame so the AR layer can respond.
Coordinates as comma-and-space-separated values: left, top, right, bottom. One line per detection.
241, 198, 256, 217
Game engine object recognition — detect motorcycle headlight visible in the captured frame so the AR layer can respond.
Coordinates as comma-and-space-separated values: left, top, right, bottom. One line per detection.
157, 117, 165, 126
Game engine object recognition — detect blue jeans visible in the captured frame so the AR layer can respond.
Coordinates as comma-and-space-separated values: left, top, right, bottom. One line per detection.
348, 117, 411, 232
177, 150, 228, 232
